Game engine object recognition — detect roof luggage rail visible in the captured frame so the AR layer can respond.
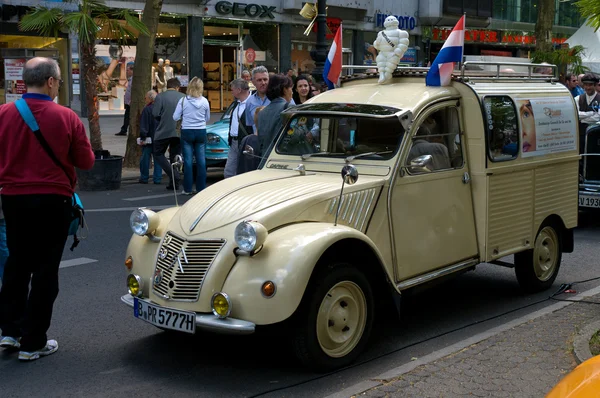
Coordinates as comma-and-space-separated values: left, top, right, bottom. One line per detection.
460, 61, 558, 82
339, 62, 558, 84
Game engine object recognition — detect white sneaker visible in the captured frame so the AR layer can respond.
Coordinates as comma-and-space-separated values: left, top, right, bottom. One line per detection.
181, 190, 193, 196
0, 336, 21, 349
18, 339, 58, 361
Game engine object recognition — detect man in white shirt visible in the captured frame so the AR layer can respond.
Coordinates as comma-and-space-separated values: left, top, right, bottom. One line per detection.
224, 78, 251, 178
575, 73, 600, 153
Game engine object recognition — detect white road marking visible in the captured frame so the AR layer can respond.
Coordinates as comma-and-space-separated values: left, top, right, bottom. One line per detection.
59, 257, 98, 268
85, 205, 172, 213
123, 193, 177, 201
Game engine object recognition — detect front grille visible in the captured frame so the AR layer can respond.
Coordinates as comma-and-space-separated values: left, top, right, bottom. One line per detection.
585, 126, 600, 181
152, 232, 225, 301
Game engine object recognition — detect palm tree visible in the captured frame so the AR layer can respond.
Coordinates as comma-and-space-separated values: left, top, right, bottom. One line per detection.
19, 0, 149, 152
576, 0, 600, 30
535, 0, 556, 53
123, 0, 163, 168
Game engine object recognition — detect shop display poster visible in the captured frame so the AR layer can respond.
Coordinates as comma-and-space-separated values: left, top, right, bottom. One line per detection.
4, 58, 27, 103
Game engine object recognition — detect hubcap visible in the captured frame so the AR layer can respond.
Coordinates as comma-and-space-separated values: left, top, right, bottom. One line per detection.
316, 281, 367, 358
533, 226, 559, 281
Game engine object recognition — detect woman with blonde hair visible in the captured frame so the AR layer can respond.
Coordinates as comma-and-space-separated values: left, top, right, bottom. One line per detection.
173, 76, 210, 195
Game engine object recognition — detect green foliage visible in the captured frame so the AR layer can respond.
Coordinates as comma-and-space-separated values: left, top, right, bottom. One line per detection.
575, 0, 600, 31
531, 45, 589, 75
19, 0, 150, 46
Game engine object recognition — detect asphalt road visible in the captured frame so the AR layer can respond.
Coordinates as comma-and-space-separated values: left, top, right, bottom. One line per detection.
1, 173, 599, 398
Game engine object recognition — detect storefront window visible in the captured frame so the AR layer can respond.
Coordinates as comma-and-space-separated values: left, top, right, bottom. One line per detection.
244, 22, 279, 72
0, 35, 68, 106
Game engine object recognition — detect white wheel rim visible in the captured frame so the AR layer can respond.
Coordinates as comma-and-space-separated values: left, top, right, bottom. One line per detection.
316, 281, 367, 358
533, 226, 559, 282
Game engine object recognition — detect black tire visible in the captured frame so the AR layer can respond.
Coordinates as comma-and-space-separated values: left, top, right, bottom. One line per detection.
292, 263, 374, 372
514, 221, 562, 293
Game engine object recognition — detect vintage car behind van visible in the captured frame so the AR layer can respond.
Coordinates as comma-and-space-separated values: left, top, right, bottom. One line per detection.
579, 123, 600, 209
122, 63, 579, 371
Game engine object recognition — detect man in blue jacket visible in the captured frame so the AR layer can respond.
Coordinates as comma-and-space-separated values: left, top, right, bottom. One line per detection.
138, 90, 162, 184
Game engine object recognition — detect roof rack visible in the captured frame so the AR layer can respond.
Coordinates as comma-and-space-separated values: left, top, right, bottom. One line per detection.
460, 61, 558, 82
340, 62, 558, 84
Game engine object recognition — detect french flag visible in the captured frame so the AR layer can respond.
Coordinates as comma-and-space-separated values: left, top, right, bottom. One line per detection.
426, 16, 465, 86
323, 24, 343, 90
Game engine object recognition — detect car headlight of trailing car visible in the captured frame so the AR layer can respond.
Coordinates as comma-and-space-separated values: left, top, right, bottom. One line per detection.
234, 221, 268, 254
130, 208, 160, 241
207, 133, 221, 144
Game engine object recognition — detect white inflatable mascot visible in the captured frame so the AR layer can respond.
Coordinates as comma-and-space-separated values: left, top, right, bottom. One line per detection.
373, 16, 410, 84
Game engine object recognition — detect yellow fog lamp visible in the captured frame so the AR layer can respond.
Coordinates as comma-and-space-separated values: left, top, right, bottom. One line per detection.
127, 274, 143, 297
130, 208, 160, 240
234, 221, 268, 254
211, 292, 232, 319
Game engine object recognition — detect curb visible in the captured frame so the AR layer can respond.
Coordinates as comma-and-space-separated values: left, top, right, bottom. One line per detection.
326, 284, 600, 398
573, 319, 600, 364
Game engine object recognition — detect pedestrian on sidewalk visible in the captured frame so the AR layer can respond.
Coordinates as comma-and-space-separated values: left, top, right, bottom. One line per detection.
0, 57, 95, 361
153, 77, 184, 190
0, 196, 7, 282
224, 78, 251, 178
116, 62, 134, 136
138, 90, 162, 185
173, 77, 210, 195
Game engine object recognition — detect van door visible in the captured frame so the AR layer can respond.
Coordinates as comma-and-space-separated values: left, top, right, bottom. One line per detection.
391, 102, 479, 281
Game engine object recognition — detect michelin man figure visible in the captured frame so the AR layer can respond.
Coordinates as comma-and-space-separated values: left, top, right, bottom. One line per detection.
373, 16, 410, 84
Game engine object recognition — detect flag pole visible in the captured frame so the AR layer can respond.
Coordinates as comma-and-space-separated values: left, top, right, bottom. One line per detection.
311, 1, 328, 85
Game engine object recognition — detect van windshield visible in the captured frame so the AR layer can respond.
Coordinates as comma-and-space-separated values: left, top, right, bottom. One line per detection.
274, 114, 405, 160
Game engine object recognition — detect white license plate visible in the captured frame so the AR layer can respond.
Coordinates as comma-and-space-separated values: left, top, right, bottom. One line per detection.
134, 298, 196, 334
579, 194, 600, 208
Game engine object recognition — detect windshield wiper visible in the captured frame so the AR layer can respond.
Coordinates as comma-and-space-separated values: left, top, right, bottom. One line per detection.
301, 152, 345, 161
345, 151, 393, 163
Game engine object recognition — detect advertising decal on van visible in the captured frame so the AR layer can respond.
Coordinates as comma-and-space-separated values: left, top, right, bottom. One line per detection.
517, 97, 578, 157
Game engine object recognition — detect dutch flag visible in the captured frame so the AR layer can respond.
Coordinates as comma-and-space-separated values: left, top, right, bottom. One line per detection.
426, 15, 465, 87
323, 24, 343, 90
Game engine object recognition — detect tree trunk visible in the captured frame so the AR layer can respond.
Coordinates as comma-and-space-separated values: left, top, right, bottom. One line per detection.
535, 0, 556, 53
123, 0, 164, 168
82, 42, 102, 152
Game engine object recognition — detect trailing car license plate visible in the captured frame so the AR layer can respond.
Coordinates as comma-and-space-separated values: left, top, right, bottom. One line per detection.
134, 298, 195, 334
579, 194, 600, 208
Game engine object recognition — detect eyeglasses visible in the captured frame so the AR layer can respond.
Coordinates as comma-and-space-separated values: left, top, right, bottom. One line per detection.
48, 76, 63, 88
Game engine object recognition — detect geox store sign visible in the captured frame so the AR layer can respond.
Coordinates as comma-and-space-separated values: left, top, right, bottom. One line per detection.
215, 1, 276, 19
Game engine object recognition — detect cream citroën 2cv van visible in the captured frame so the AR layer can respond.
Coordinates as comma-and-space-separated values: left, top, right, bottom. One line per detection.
122, 62, 579, 371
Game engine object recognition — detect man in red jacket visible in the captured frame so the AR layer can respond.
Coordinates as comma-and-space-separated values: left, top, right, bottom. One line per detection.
0, 57, 95, 361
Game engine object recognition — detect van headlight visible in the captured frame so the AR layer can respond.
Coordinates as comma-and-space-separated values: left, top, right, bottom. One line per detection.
130, 208, 160, 236
234, 221, 268, 253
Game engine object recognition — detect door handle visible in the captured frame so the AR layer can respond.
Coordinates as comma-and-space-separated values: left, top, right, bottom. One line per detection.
462, 171, 471, 184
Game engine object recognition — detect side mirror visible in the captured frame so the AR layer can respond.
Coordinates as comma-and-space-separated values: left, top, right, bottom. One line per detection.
341, 164, 359, 185
407, 154, 433, 174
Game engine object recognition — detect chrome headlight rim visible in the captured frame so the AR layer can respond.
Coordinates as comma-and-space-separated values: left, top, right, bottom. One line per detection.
211, 292, 232, 319
130, 208, 159, 237
127, 274, 143, 297
234, 220, 268, 253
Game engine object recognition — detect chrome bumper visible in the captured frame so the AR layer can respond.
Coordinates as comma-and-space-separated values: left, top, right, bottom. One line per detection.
120, 294, 256, 335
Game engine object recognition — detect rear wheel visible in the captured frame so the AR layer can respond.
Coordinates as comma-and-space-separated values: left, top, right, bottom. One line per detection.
514, 222, 562, 293
292, 263, 374, 372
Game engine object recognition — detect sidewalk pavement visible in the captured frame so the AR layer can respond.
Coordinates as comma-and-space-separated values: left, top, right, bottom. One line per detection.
79, 112, 224, 181
330, 287, 600, 398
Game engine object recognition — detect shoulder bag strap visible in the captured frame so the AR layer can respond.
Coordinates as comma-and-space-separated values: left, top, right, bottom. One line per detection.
15, 99, 74, 186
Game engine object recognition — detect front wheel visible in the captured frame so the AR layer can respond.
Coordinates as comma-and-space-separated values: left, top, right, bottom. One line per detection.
514, 222, 562, 293
292, 263, 374, 372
